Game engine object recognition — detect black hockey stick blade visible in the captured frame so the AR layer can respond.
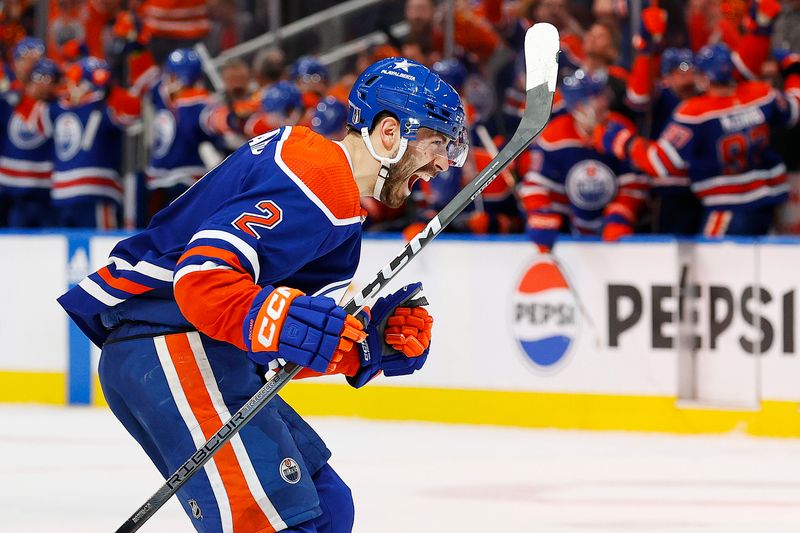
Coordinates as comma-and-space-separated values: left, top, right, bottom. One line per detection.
115, 23, 559, 533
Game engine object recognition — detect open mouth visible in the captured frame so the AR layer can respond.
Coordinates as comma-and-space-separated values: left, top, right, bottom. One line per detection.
405, 173, 431, 195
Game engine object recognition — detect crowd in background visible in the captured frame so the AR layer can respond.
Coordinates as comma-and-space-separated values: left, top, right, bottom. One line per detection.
0, 0, 798, 245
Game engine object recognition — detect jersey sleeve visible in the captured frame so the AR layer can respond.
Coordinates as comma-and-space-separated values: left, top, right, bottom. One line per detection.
626, 116, 693, 180
626, 52, 657, 111
771, 75, 800, 129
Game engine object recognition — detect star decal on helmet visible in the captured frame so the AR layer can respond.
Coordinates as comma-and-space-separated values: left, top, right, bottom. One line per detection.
392, 59, 413, 72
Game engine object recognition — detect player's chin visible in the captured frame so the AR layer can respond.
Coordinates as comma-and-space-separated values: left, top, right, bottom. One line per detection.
381, 178, 414, 208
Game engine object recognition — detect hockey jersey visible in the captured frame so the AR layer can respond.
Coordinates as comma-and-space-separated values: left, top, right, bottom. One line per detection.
59, 126, 363, 349
0, 94, 53, 195
49, 88, 141, 205
145, 81, 222, 190
520, 114, 647, 236
625, 80, 800, 210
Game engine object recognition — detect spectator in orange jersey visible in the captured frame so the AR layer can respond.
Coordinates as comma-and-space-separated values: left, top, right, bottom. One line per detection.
140, 0, 210, 63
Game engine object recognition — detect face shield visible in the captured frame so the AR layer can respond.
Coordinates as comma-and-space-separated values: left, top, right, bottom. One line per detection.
412, 126, 469, 168
414, 125, 468, 168
445, 124, 469, 167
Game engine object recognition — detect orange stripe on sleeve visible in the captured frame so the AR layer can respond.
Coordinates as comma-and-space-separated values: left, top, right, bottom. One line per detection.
164, 333, 276, 532
179, 245, 247, 273
97, 266, 152, 295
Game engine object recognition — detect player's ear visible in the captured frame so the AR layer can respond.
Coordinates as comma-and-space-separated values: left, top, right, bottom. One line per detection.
377, 115, 400, 154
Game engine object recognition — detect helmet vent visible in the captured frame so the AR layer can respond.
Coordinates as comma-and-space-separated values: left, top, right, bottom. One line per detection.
364, 76, 380, 87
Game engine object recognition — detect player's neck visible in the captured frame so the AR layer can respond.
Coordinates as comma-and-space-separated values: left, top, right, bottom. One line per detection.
340, 131, 383, 197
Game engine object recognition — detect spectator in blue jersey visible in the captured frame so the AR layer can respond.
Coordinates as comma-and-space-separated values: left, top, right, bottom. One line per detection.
59, 56, 467, 532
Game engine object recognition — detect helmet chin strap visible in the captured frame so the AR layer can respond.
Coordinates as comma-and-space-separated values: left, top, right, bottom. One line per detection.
360, 127, 408, 201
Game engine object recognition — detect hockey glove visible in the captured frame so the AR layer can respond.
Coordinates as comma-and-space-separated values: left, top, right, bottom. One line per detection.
243, 286, 366, 374
744, 0, 782, 36
602, 213, 635, 241
633, 4, 667, 54
775, 49, 800, 79
526, 212, 561, 253
593, 120, 634, 161
347, 282, 433, 389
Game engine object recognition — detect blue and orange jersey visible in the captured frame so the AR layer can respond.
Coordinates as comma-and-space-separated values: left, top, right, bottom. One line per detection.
49, 87, 141, 205
146, 81, 225, 190
520, 114, 646, 235
0, 94, 54, 195
59, 126, 364, 348
625, 79, 800, 210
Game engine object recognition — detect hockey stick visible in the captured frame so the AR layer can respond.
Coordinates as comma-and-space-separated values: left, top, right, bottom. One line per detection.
116, 23, 558, 533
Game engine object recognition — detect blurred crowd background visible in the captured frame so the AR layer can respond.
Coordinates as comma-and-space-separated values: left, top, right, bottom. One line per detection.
0, 0, 798, 248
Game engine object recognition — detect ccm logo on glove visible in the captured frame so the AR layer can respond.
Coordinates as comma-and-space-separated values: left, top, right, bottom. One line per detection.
257, 287, 294, 351
255, 286, 300, 351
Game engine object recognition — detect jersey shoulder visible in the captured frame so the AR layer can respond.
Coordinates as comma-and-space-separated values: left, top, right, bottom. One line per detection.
276, 126, 361, 223
675, 82, 774, 122
735, 80, 774, 104
536, 115, 582, 151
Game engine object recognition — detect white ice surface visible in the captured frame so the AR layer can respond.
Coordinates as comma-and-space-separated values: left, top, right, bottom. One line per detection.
2, 405, 800, 533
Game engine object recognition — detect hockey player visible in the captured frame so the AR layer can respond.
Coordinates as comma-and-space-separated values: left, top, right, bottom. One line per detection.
145, 48, 227, 220
0, 57, 58, 228
626, 45, 704, 235
596, 42, 800, 236
58, 56, 465, 532
49, 57, 141, 229
520, 70, 646, 251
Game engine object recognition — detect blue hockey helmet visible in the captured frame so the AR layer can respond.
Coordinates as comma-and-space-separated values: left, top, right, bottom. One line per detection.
262, 80, 302, 114
661, 48, 694, 76
291, 55, 328, 84
13, 37, 45, 61
164, 48, 203, 86
66, 56, 110, 89
431, 58, 467, 91
560, 69, 607, 111
348, 57, 468, 167
695, 42, 734, 84
29, 58, 60, 83
311, 96, 348, 136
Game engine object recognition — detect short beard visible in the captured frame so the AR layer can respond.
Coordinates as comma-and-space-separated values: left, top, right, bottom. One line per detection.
379, 150, 419, 208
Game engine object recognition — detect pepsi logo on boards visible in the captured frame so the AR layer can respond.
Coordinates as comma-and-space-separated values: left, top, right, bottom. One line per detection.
512, 259, 579, 371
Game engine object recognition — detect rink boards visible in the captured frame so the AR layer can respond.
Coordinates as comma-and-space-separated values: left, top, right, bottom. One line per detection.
2, 231, 800, 437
